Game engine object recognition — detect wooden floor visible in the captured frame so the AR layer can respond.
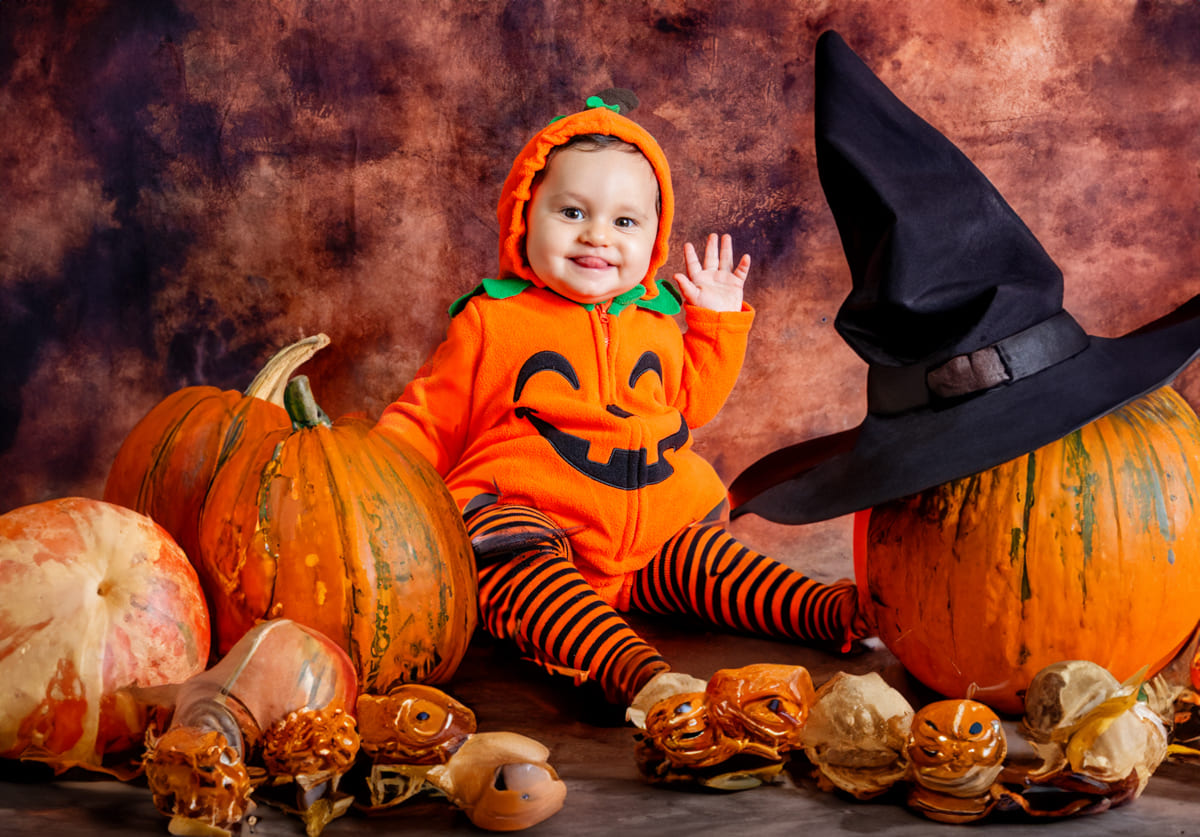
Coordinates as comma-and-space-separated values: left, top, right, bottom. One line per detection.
3, 615, 1200, 837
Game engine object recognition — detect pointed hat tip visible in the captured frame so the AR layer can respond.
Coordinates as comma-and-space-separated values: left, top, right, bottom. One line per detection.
815, 29, 845, 51
815, 30, 855, 67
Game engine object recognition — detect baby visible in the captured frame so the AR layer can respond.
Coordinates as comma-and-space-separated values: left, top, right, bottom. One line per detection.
375, 90, 866, 712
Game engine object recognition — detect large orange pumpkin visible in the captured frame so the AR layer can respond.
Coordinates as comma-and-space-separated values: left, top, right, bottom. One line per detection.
861, 385, 1200, 715
0, 498, 210, 777
104, 335, 329, 562
197, 376, 477, 692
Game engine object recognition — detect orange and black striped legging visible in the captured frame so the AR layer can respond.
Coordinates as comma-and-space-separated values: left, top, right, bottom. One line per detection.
467, 503, 857, 706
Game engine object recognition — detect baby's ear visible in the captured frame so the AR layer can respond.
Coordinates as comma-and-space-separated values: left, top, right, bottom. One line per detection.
593, 88, 639, 114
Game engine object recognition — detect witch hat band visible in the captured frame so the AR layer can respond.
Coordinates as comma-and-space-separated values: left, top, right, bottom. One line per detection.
729, 31, 1200, 525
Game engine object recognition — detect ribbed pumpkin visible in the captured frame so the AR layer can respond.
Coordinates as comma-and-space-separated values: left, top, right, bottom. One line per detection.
0, 498, 210, 777
861, 385, 1200, 715
103, 335, 329, 562
197, 375, 477, 692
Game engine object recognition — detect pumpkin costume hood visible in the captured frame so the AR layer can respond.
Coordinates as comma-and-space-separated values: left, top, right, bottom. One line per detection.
730, 31, 1200, 525
496, 89, 674, 299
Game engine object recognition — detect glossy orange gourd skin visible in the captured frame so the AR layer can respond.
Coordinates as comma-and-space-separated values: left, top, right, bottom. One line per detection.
197, 382, 477, 693
102, 337, 327, 562
863, 386, 1200, 715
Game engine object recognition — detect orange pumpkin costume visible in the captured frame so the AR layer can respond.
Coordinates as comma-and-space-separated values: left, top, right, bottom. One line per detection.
375, 94, 860, 705
380, 282, 749, 608
377, 100, 752, 608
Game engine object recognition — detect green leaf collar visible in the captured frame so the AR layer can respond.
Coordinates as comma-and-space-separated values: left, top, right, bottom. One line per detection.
449, 277, 682, 318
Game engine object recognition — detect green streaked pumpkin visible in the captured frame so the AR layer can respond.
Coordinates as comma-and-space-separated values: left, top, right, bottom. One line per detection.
103, 335, 329, 563
861, 385, 1200, 715
196, 375, 477, 692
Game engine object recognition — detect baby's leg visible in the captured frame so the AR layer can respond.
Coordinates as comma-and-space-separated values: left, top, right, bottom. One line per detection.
630, 523, 863, 648
466, 503, 669, 705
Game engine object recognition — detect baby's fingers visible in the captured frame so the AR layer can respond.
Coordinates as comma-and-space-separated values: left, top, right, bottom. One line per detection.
683, 241, 703, 278
701, 233, 722, 271
733, 252, 752, 281
674, 271, 700, 304
718, 233, 735, 271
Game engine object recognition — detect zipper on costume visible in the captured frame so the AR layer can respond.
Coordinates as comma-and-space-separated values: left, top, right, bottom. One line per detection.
596, 304, 614, 403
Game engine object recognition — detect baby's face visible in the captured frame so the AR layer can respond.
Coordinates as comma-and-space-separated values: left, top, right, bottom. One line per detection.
525, 146, 658, 306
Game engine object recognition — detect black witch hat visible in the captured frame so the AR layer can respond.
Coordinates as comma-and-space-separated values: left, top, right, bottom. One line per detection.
730, 31, 1200, 525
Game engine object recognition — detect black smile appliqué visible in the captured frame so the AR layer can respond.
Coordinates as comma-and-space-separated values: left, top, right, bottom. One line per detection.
514, 350, 689, 490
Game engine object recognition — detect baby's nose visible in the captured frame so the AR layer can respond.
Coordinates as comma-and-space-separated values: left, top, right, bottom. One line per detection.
581, 220, 608, 243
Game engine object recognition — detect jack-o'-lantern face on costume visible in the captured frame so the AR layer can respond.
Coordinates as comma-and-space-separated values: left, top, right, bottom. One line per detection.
705, 664, 816, 759
643, 692, 739, 768
355, 685, 477, 765
513, 349, 689, 490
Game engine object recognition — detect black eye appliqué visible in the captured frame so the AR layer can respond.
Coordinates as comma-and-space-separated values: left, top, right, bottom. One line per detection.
515, 351, 580, 401
629, 351, 663, 388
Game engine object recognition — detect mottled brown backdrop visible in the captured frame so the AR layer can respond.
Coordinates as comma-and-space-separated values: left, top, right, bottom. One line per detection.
3, 0, 1199, 575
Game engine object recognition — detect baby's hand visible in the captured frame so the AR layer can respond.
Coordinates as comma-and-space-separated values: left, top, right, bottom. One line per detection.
674, 233, 751, 313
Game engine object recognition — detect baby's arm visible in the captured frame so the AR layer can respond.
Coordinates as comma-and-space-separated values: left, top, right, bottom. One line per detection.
374, 304, 482, 476
672, 234, 755, 427
673, 233, 751, 313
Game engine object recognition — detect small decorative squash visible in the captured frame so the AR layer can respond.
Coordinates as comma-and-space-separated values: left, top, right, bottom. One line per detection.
704, 664, 815, 760
862, 385, 1200, 715
352, 685, 566, 830
905, 699, 1007, 823
142, 618, 360, 837
424, 732, 567, 832
802, 671, 914, 800
197, 375, 477, 693
355, 684, 480, 810
0, 498, 210, 777
357, 685, 477, 767
104, 334, 329, 562
1019, 659, 1167, 801
635, 665, 814, 791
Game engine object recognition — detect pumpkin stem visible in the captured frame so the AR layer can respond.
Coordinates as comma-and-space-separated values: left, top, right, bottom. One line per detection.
244, 334, 332, 406
285, 375, 333, 429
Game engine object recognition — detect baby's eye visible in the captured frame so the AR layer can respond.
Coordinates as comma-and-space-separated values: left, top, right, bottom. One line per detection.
614, 216, 638, 229
560, 207, 584, 220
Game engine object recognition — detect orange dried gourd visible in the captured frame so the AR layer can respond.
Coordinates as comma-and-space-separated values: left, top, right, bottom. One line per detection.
862, 385, 1200, 715
197, 375, 477, 693
142, 618, 360, 836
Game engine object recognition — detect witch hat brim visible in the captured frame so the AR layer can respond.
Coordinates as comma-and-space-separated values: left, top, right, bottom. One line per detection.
729, 33, 1200, 525
730, 296, 1200, 523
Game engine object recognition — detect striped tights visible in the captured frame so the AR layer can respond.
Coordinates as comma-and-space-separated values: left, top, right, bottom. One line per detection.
467, 503, 857, 706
